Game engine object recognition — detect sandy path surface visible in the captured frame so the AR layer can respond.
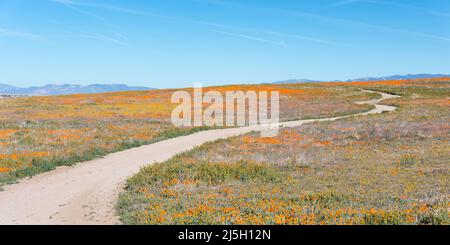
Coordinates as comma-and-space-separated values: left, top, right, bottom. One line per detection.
0, 91, 399, 225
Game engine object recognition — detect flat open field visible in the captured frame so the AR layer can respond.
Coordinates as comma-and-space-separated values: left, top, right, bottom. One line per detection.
0, 84, 373, 185
117, 78, 450, 225
1, 78, 448, 225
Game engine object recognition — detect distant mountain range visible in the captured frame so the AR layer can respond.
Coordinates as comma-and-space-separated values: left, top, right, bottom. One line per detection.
0, 84, 154, 96
1, 74, 449, 96
274, 74, 450, 84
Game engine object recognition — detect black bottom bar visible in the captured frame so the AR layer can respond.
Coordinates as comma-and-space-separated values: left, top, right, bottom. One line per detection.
1, 226, 448, 244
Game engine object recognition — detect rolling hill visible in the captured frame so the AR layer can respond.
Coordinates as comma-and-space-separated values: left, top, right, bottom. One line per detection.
0, 83, 154, 96
274, 73, 450, 84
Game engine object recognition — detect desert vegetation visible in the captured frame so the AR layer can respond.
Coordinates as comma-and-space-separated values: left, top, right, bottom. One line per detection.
118, 78, 449, 225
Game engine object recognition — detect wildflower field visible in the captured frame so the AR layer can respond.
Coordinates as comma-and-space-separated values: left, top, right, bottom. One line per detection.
118, 78, 450, 225
0, 84, 372, 185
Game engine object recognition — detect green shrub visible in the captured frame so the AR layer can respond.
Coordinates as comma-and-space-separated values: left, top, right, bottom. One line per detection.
126, 160, 283, 188
400, 154, 417, 167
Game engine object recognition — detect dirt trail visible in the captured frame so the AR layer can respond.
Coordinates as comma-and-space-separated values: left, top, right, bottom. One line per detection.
0, 90, 399, 225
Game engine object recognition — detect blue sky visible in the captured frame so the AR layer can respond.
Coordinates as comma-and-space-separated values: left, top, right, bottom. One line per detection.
0, 0, 449, 88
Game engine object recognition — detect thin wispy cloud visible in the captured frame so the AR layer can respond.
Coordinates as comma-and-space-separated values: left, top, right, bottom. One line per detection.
79, 33, 126, 46
265, 31, 345, 47
189, 19, 344, 47
327, 0, 450, 18
193, 0, 339, 23
197, 0, 450, 43
114, 32, 128, 41
50, 0, 172, 19
50, 0, 120, 29
355, 21, 450, 43
50, 0, 449, 45
50, 0, 128, 45
0, 27, 44, 41
212, 30, 287, 47
327, 0, 363, 8
65, 3, 108, 23
48, 0, 341, 47
388, 28, 450, 42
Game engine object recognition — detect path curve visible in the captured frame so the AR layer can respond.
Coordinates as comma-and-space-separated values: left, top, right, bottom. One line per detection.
0, 90, 400, 225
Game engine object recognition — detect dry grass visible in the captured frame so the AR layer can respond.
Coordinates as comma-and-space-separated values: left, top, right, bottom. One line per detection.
118, 79, 449, 225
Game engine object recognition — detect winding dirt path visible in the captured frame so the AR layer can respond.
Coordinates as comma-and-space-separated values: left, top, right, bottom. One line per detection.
0, 91, 399, 225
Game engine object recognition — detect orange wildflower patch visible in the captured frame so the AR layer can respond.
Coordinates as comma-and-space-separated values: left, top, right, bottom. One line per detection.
0, 151, 49, 160
242, 136, 281, 145
312, 141, 332, 147
0, 167, 12, 173
160, 189, 179, 198
279, 130, 303, 141
0, 129, 18, 138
